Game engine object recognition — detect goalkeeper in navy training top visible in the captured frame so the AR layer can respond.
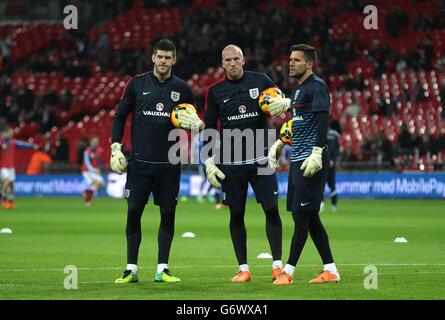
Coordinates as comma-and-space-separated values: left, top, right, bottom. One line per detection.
110, 39, 204, 284
204, 45, 283, 283
267, 44, 340, 285
320, 121, 340, 212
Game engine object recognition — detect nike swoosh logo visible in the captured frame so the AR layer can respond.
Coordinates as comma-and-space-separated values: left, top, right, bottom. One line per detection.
274, 191, 278, 195
143, 91, 151, 95
224, 98, 230, 103
301, 202, 310, 206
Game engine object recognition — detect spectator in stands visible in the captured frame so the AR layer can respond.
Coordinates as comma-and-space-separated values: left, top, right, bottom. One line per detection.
36, 105, 57, 133
375, 132, 394, 166
439, 82, 445, 119
419, 134, 433, 157
53, 133, 69, 163
341, 148, 359, 162
341, 74, 358, 91
344, 98, 360, 117
397, 84, 411, 104
15, 86, 35, 113
361, 133, 377, 161
43, 87, 59, 108
414, 81, 427, 102
59, 88, 73, 111
420, 36, 434, 71
385, 6, 409, 38
414, 13, 432, 32
398, 124, 414, 155
0, 35, 11, 75
395, 55, 408, 72
95, 32, 110, 70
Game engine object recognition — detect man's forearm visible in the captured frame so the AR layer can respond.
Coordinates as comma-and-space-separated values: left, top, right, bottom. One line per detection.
315, 112, 329, 148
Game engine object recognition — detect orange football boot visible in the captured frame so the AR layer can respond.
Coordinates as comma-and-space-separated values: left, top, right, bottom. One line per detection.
272, 267, 283, 281
273, 272, 293, 285
230, 271, 251, 283
309, 270, 340, 284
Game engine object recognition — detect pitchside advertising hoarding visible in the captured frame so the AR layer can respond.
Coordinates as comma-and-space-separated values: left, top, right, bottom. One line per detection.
13, 172, 445, 199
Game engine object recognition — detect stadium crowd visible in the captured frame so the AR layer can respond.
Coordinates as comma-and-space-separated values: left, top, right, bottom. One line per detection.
1, 0, 445, 172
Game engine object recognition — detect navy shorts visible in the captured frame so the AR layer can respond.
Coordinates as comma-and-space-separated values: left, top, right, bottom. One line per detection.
287, 151, 329, 212
219, 164, 278, 208
125, 160, 181, 207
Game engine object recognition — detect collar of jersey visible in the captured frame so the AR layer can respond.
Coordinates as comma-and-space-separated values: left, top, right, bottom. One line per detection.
226, 72, 245, 83
149, 71, 173, 85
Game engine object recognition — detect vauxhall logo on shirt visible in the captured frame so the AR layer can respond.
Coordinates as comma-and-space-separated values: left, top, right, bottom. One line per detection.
227, 105, 259, 121
142, 110, 171, 117
143, 103, 170, 117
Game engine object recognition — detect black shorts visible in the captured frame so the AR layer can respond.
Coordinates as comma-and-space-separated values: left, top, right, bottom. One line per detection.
125, 160, 181, 207
287, 152, 329, 212
219, 164, 278, 208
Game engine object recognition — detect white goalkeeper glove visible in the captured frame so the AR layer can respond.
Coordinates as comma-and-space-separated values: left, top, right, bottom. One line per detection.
177, 110, 205, 131
204, 155, 225, 188
300, 146, 323, 177
268, 97, 291, 116
268, 139, 285, 169
110, 142, 127, 174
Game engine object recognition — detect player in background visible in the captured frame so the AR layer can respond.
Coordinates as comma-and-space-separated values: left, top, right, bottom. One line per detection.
110, 39, 204, 284
81, 136, 105, 206
1, 126, 35, 209
26, 145, 52, 175
204, 45, 283, 283
320, 120, 340, 212
191, 132, 222, 209
267, 44, 340, 285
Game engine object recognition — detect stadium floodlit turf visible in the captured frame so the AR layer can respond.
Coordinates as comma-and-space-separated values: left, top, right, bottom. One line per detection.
0, 197, 444, 300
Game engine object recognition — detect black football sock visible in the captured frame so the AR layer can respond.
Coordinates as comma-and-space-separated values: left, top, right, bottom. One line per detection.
287, 211, 311, 266
126, 203, 145, 265
158, 206, 176, 264
309, 212, 334, 264
229, 206, 247, 265
262, 203, 282, 261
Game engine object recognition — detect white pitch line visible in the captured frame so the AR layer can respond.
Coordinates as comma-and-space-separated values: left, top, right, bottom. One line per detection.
0, 263, 444, 273
2, 272, 445, 288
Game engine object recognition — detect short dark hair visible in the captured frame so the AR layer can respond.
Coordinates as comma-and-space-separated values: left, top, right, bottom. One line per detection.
153, 39, 176, 57
290, 44, 317, 64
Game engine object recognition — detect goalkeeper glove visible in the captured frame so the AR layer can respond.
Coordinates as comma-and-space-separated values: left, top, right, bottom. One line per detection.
268, 97, 291, 116
110, 142, 127, 174
300, 147, 323, 177
268, 139, 285, 169
204, 155, 225, 188
177, 110, 205, 131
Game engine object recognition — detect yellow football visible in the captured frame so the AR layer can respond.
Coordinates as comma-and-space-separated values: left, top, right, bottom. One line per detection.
279, 119, 293, 145
170, 103, 197, 128
258, 87, 285, 114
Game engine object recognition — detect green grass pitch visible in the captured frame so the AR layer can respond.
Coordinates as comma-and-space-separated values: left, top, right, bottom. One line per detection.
0, 197, 444, 300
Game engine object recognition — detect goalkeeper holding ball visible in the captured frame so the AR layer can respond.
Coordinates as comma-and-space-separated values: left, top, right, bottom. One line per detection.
204, 45, 283, 283
267, 44, 340, 285
110, 39, 203, 284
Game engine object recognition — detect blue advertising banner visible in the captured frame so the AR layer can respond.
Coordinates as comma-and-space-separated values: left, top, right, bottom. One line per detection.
13, 172, 445, 199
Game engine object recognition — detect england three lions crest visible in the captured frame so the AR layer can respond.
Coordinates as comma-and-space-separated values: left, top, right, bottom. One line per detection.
171, 91, 180, 102
249, 88, 259, 99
